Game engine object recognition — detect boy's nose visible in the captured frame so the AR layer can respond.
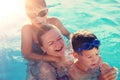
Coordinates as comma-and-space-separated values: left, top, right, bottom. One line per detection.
92, 55, 98, 63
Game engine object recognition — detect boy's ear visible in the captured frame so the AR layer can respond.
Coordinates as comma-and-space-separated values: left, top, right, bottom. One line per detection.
72, 52, 79, 58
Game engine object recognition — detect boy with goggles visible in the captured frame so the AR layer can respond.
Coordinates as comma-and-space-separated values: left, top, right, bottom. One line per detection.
68, 30, 118, 80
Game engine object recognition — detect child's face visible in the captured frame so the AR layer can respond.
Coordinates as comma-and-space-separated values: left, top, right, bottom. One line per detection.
77, 47, 100, 69
41, 29, 66, 57
26, 5, 48, 26
30, 7, 48, 25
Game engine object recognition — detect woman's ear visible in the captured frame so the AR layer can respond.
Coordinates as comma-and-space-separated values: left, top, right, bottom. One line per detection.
40, 46, 46, 53
72, 52, 79, 58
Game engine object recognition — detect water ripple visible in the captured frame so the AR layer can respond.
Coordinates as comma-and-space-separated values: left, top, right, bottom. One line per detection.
94, 18, 118, 26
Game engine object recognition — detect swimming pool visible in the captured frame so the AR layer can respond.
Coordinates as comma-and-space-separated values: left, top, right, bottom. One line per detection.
0, 0, 120, 80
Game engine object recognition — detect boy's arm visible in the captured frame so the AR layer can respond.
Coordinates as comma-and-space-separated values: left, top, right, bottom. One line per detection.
49, 17, 71, 39
21, 25, 60, 62
21, 25, 44, 61
99, 62, 118, 80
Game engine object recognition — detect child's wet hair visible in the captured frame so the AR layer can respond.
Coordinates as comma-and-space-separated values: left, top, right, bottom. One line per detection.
71, 30, 98, 53
25, 0, 47, 18
25, 0, 46, 9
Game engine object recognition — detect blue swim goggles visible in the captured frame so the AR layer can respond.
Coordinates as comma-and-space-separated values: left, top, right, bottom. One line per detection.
77, 39, 100, 53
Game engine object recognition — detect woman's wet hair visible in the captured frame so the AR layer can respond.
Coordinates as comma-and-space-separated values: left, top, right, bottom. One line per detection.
37, 24, 60, 46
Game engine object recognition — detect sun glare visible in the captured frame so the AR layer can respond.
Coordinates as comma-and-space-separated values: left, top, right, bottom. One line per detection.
0, 0, 26, 34
0, 0, 25, 20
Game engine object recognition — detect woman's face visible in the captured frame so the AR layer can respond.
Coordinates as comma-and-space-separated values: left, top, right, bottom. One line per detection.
26, 6, 48, 26
41, 29, 66, 57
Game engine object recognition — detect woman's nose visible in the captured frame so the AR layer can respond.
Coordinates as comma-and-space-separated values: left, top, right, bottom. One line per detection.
54, 41, 61, 48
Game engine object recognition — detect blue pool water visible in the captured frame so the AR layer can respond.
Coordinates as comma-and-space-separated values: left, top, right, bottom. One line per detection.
0, 0, 120, 80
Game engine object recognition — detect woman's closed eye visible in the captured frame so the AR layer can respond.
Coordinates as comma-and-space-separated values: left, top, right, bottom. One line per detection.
48, 41, 54, 46
57, 37, 62, 41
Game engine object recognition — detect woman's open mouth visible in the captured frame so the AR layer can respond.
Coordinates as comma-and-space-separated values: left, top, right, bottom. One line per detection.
55, 46, 63, 52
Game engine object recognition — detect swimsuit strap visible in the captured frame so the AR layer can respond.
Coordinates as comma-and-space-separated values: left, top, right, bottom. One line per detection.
49, 63, 59, 78
49, 63, 69, 80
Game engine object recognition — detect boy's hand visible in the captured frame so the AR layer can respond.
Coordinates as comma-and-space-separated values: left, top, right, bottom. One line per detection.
99, 63, 118, 80
43, 55, 61, 63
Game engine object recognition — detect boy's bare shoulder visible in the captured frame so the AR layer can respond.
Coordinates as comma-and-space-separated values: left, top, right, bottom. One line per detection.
48, 17, 59, 20
21, 25, 33, 35
22, 24, 32, 29
68, 63, 77, 74
48, 17, 60, 23
68, 63, 79, 80
22, 24, 32, 31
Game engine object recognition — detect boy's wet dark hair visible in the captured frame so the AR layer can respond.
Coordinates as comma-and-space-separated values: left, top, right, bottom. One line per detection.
71, 30, 100, 54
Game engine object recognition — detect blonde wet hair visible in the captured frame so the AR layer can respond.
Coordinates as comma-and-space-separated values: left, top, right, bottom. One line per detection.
25, 0, 47, 18
37, 24, 61, 46
25, 0, 46, 9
